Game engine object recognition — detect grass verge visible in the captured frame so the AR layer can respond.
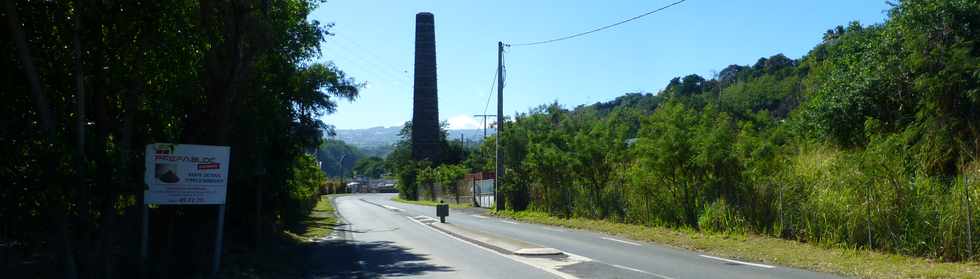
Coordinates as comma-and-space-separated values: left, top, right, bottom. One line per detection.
284, 194, 343, 242
222, 194, 345, 278
491, 210, 980, 279
391, 196, 472, 209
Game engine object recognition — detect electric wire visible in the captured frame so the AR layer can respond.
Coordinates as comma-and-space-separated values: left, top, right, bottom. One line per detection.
335, 36, 413, 84
323, 42, 411, 89
323, 37, 412, 88
507, 0, 687, 47
482, 69, 498, 116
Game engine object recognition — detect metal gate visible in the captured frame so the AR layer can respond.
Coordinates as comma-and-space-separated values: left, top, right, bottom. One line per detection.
472, 179, 495, 208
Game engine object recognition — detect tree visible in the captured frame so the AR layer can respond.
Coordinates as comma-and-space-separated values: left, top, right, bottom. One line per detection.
317, 139, 363, 177
634, 102, 700, 225
436, 164, 467, 204
461, 0, 980, 262
416, 162, 438, 201
0, 0, 360, 276
353, 156, 386, 178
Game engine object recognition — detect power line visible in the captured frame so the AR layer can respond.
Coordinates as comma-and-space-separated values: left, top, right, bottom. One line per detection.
323, 37, 413, 88
472, 114, 496, 139
322, 43, 411, 89
335, 36, 413, 83
482, 69, 498, 116
507, 0, 687, 47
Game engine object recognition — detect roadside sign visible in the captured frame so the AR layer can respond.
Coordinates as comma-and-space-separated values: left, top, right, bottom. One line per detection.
144, 143, 231, 204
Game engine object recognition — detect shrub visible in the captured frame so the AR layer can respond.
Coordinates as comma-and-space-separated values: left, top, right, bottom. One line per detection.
698, 198, 748, 234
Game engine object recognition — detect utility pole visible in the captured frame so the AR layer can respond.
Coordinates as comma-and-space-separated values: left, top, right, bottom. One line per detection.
473, 114, 496, 139
336, 145, 351, 188
495, 41, 505, 211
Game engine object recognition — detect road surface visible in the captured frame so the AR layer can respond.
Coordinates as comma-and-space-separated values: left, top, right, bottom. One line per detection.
315, 194, 843, 279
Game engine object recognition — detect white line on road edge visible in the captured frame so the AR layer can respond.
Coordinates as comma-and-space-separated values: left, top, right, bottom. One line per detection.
699, 255, 775, 269
610, 264, 676, 279
601, 237, 642, 246
471, 214, 489, 219
542, 227, 565, 232
500, 220, 519, 225
404, 216, 583, 279
382, 205, 403, 211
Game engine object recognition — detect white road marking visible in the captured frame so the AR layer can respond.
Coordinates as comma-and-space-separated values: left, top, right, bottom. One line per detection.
471, 214, 489, 219
500, 220, 519, 225
404, 216, 583, 279
542, 227, 565, 232
601, 237, 642, 246
700, 255, 775, 269
382, 205, 403, 211
610, 264, 676, 279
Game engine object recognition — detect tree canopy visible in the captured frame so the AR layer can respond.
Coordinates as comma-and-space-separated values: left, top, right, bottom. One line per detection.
467, 0, 980, 262
1, 0, 359, 276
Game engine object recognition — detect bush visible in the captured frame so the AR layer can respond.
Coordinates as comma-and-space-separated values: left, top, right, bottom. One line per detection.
395, 162, 419, 200
321, 180, 347, 194
284, 155, 327, 228
698, 198, 748, 234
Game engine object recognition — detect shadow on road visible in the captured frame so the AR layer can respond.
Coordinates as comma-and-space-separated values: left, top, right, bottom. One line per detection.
307, 239, 453, 278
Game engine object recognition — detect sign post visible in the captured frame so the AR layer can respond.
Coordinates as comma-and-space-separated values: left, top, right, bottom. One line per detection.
140, 205, 148, 279
142, 143, 231, 277
212, 204, 226, 276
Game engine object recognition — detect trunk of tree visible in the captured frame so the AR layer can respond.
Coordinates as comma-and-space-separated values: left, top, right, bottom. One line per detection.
5, 1, 78, 278
455, 182, 460, 204
90, 18, 126, 277
255, 177, 263, 249
176, 0, 259, 273
70, 6, 95, 274
115, 18, 147, 277
5, 0, 55, 135
53, 205, 79, 279
98, 201, 116, 279
430, 183, 436, 201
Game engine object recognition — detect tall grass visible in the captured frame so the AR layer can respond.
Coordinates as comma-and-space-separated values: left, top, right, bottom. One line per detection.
519, 142, 979, 262
760, 144, 978, 261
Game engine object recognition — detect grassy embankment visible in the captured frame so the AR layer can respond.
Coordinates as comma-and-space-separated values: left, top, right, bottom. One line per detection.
222, 194, 345, 278
284, 194, 343, 241
491, 210, 980, 279
391, 196, 473, 209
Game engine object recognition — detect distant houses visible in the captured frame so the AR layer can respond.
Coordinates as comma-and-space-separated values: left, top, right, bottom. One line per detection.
346, 178, 397, 193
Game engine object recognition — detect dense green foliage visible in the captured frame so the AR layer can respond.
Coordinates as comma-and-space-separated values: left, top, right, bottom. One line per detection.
316, 138, 389, 179
358, 144, 396, 158
352, 156, 386, 178
316, 139, 365, 177
1, 0, 357, 277
478, 0, 980, 262
386, 122, 469, 201
284, 155, 330, 228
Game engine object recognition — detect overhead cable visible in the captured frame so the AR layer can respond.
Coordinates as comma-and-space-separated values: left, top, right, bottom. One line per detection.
507, 0, 687, 47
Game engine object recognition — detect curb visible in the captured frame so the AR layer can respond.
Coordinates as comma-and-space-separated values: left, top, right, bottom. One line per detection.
429, 221, 565, 257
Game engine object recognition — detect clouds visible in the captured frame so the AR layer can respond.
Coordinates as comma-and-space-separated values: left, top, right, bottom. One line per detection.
446, 114, 482, 129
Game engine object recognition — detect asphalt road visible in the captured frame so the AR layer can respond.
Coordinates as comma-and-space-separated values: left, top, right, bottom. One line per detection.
318, 193, 844, 279
313, 194, 560, 278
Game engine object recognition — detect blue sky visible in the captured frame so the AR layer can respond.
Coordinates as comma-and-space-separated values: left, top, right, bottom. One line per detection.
312, 0, 890, 130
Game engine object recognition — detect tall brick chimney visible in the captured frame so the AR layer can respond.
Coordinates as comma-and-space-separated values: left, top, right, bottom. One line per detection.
411, 12, 441, 162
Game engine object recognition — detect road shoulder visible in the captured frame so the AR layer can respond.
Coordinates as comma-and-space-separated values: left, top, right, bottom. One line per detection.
489, 210, 980, 279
